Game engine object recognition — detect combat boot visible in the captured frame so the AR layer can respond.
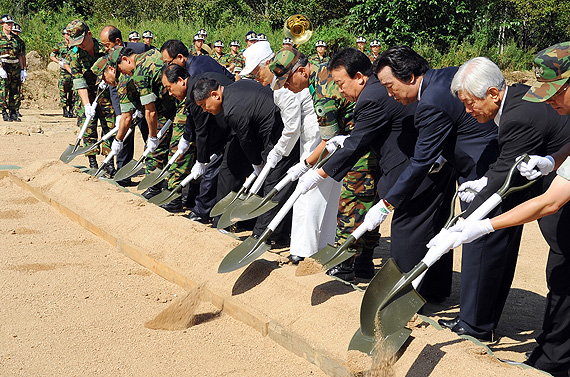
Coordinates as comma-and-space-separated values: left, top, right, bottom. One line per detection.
2, 109, 11, 122
63, 108, 69, 117
88, 155, 98, 169
104, 163, 116, 178
68, 107, 75, 118
16, 110, 21, 118
10, 110, 20, 122
159, 196, 184, 212
141, 183, 163, 200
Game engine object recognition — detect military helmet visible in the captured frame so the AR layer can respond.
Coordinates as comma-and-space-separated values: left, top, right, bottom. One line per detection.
128, 31, 140, 40
245, 31, 258, 41
257, 33, 267, 41
524, 42, 570, 102
13, 23, 21, 33
62, 27, 68, 35
356, 36, 366, 43
142, 30, 153, 38
230, 40, 240, 47
370, 39, 381, 47
198, 28, 207, 37
283, 37, 292, 45
214, 40, 224, 48
1, 14, 14, 24
193, 33, 204, 41
66, 19, 90, 46
315, 40, 326, 47
269, 47, 301, 90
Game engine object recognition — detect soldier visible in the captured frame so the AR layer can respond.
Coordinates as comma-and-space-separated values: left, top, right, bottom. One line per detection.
269, 47, 379, 280
308, 40, 328, 66
142, 30, 155, 49
197, 29, 207, 42
282, 37, 292, 48
0, 14, 26, 122
128, 31, 140, 43
356, 36, 367, 53
368, 39, 381, 62
50, 28, 74, 118
11, 21, 25, 119
66, 19, 116, 172
211, 40, 228, 65
245, 31, 257, 48
191, 34, 209, 56
228, 40, 244, 75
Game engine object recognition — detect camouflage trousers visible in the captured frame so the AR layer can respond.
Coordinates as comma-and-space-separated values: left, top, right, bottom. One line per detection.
0, 63, 21, 111
59, 71, 74, 109
78, 94, 115, 156
336, 151, 379, 254
166, 111, 194, 189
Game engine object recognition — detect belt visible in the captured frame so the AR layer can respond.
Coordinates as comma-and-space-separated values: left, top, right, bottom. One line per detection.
1, 58, 19, 64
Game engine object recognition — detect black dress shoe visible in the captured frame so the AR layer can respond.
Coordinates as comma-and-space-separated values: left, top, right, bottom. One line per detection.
438, 316, 460, 329
187, 211, 210, 224
326, 262, 355, 282
104, 163, 116, 178
16, 110, 22, 117
451, 323, 494, 341
63, 108, 69, 117
141, 185, 162, 200
160, 196, 184, 212
115, 178, 133, 187
288, 255, 304, 265
88, 155, 98, 169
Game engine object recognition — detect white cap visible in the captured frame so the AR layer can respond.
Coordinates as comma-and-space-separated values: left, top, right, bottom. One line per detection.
241, 41, 273, 76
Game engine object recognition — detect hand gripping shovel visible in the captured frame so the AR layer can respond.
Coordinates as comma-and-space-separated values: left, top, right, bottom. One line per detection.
65, 125, 119, 160
114, 119, 172, 182
348, 154, 536, 357
210, 172, 258, 218
88, 127, 135, 178
60, 90, 104, 163
148, 153, 219, 206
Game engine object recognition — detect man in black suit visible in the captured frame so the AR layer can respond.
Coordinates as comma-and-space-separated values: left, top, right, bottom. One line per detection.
434, 56, 570, 352
358, 45, 499, 309
302, 48, 456, 285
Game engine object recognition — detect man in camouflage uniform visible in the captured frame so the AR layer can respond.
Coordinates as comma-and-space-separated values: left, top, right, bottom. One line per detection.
10, 21, 24, 119
282, 37, 292, 48
269, 47, 379, 281
66, 19, 116, 171
110, 47, 183, 200
245, 31, 257, 48
228, 40, 244, 75
128, 31, 140, 43
308, 40, 329, 66
368, 39, 381, 62
191, 34, 209, 56
0, 14, 26, 122
50, 28, 75, 118
356, 36, 368, 54
142, 30, 156, 50
211, 40, 230, 67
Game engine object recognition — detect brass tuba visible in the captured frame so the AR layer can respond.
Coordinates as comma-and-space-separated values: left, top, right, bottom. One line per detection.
284, 14, 313, 46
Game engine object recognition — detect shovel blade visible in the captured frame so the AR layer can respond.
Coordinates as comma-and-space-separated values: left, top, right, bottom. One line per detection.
59, 144, 79, 163
228, 195, 278, 223
217, 236, 271, 273
322, 250, 356, 271
137, 168, 169, 190
348, 326, 412, 356
114, 159, 143, 181
210, 190, 242, 217
148, 188, 181, 206
216, 193, 248, 229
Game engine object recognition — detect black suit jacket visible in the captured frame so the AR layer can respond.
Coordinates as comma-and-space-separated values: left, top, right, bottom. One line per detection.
385, 67, 499, 207
468, 84, 570, 213
321, 74, 422, 198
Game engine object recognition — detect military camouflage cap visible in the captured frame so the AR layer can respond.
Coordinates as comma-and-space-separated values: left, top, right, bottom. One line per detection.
1, 14, 14, 24
90, 46, 123, 76
66, 19, 89, 46
128, 31, 140, 40
524, 42, 570, 102
315, 40, 326, 47
13, 23, 21, 33
269, 47, 301, 90
142, 30, 153, 38
214, 40, 224, 47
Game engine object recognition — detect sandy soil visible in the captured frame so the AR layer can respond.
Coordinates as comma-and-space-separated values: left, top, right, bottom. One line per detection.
0, 69, 556, 376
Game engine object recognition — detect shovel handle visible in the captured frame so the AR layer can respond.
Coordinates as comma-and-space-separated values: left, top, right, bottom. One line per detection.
180, 153, 218, 187
76, 91, 103, 141
140, 119, 173, 158
250, 163, 272, 196
266, 186, 304, 231
101, 125, 119, 142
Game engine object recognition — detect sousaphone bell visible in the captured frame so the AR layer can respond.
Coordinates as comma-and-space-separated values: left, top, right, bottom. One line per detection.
284, 14, 313, 46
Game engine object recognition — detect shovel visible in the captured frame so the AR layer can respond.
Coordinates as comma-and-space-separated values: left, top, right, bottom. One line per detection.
137, 147, 184, 190
148, 153, 219, 206
60, 90, 104, 163
114, 119, 173, 182
65, 125, 119, 160
209, 172, 259, 218
348, 154, 536, 356
87, 127, 134, 178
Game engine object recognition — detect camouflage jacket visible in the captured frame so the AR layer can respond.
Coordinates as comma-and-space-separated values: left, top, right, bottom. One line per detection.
190, 45, 209, 56
367, 52, 379, 63
308, 53, 329, 66
309, 62, 355, 139
228, 52, 245, 69
69, 38, 107, 91
119, 48, 176, 118
0, 32, 25, 62
212, 52, 231, 67
50, 41, 72, 71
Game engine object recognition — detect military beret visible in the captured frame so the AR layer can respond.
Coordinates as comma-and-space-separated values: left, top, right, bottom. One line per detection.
12, 23, 21, 33
283, 37, 292, 45
257, 33, 267, 41
193, 33, 204, 41
370, 39, 381, 47
198, 28, 207, 36
245, 31, 258, 41
230, 40, 240, 47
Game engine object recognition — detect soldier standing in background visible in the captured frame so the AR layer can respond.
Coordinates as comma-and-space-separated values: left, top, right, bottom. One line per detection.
50, 28, 75, 118
142, 30, 155, 49
128, 31, 140, 43
368, 39, 381, 62
356, 36, 367, 54
309, 40, 328, 66
0, 14, 26, 122
211, 40, 228, 65
11, 21, 25, 119
228, 40, 244, 75
191, 34, 209, 56
245, 31, 257, 48
282, 37, 292, 48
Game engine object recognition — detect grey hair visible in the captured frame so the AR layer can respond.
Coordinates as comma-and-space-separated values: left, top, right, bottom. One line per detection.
258, 53, 275, 68
450, 57, 506, 98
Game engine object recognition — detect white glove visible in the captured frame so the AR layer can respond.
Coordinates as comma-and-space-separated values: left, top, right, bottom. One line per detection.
428, 218, 495, 249
518, 155, 555, 180
458, 176, 488, 203
429, 155, 447, 174
297, 169, 326, 194
0, 67, 7, 79
266, 148, 282, 169
98, 80, 107, 90
189, 161, 207, 180
59, 59, 65, 68
114, 114, 122, 128
84, 103, 96, 119
133, 109, 143, 119
147, 136, 159, 152
20, 69, 27, 83
252, 164, 263, 176
287, 161, 309, 180
325, 135, 349, 153
111, 139, 123, 155
177, 137, 191, 154
362, 200, 392, 231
